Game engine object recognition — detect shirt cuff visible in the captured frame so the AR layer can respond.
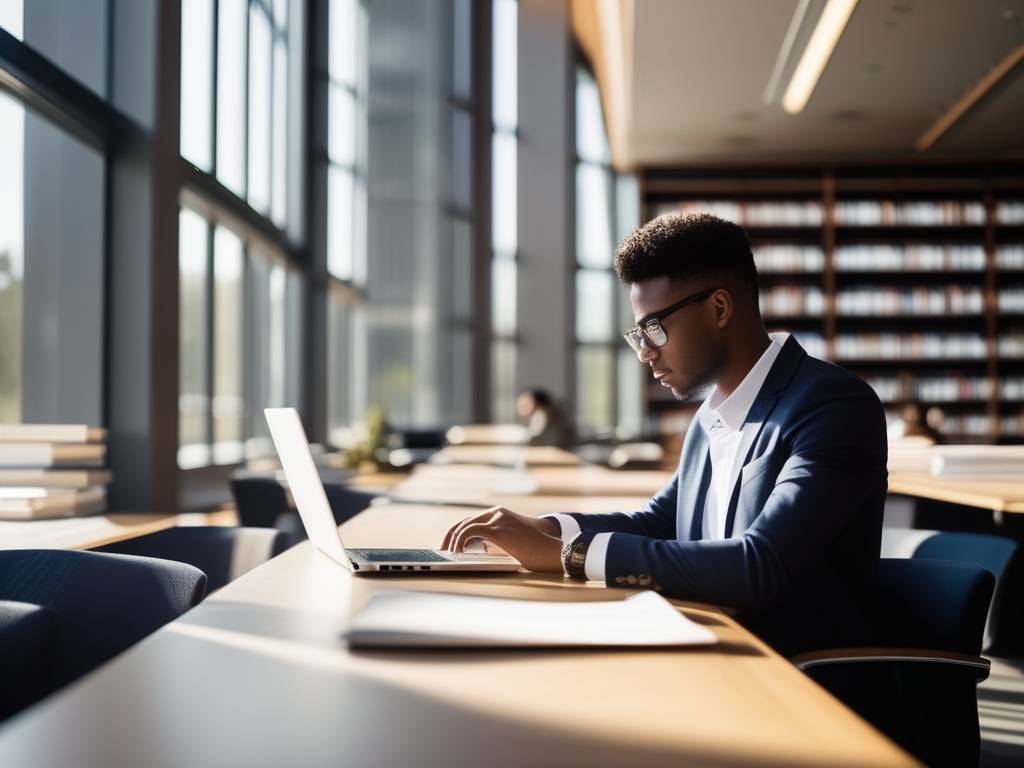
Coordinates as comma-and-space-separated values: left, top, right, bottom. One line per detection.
585, 532, 612, 582
547, 513, 581, 545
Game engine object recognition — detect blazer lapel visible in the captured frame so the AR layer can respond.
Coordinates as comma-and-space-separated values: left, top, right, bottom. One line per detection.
723, 336, 807, 538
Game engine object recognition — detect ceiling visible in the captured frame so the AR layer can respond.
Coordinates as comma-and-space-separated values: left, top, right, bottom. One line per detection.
628, 0, 1024, 166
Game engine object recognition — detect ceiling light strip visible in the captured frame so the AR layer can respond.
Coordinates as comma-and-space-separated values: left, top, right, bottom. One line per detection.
782, 0, 859, 114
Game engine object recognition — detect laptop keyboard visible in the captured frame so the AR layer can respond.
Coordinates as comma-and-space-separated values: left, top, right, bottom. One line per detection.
351, 549, 450, 563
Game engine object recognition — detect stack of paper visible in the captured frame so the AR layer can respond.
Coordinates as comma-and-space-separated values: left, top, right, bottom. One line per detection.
0, 424, 111, 519
931, 445, 1024, 477
345, 590, 718, 649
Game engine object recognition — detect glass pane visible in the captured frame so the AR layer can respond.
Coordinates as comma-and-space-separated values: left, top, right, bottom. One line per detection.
452, 218, 472, 319
575, 269, 614, 342
452, 0, 472, 100
217, 0, 247, 195
492, 0, 517, 131
617, 348, 644, 438
491, 339, 516, 423
576, 346, 614, 435
178, 209, 209, 468
268, 265, 287, 408
451, 108, 472, 211
180, 0, 214, 171
576, 163, 613, 268
327, 294, 351, 443
449, 328, 473, 424
0, 91, 23, 422
247, 3, 272, 214
18, 0, 108, 97
329, 0, 357, 87
328, 82, 356, 167
576, 67, 610, 164
328, 166, 354, 280
492, 256, 516, 336
272, 0, 288, 30
0, 0, 23, 38
271, 38, 288, 227
492, 131, 516, 253
212, 226, 244, 464
615, 173, 640, 244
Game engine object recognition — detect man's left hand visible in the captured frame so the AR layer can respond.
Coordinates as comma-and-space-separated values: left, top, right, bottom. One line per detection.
440, 507, 564, 574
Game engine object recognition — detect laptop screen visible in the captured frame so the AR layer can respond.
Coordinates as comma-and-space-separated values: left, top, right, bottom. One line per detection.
264, 408, 353, 569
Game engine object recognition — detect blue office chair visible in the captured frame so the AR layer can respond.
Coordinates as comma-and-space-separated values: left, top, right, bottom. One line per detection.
793, 558, 994, 767
229, 477, 291, 528
882, 528, 1020, 653
94, 526, 291, 593
230, 477, 376, 548
0, 550, 205, 703
0, 600, 58, 721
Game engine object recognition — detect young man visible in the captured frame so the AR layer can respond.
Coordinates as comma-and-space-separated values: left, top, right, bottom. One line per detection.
441, 213, 888, 654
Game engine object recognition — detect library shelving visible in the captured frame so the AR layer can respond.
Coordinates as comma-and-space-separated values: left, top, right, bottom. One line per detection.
642, 165, 1024, 444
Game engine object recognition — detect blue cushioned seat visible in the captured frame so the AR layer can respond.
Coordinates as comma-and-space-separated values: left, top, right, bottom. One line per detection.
95, 526, 291, 593
794, 558, 995, 767
0, 600, 58, 721
0, 550, 206, 697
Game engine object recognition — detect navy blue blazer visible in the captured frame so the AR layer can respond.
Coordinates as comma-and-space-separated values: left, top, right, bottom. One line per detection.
568, 336, 889, 653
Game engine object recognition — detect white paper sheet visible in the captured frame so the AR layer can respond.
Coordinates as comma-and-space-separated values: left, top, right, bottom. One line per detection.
345, 590, 718, 648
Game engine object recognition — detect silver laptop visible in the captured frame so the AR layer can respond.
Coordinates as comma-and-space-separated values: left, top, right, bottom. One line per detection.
264, 408, 520, 573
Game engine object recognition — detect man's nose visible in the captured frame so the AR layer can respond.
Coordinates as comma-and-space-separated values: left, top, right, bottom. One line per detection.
636, 337, 659, 364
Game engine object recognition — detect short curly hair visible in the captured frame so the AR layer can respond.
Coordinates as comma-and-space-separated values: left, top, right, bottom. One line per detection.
613, 213, 759, 302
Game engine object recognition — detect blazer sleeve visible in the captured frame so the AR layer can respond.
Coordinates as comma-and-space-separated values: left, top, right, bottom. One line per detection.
601, 384, 887, 610
563, 468, 679, 540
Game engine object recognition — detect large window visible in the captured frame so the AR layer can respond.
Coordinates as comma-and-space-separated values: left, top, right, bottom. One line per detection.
178, 0, 305, 468
177, 208, 303, 468
0, 87, 106, 427
491, 0, 518, 422
574, 65, 642, 438
180, 0, 294, 228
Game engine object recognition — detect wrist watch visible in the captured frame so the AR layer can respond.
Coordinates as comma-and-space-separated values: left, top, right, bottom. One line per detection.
561, 533, 589, 580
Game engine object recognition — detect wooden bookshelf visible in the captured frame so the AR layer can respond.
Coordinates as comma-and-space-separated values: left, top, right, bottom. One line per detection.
641, 164, 1024, 445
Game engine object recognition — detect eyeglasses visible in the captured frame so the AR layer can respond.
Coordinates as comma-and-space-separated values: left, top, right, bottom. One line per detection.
622, 287, 718, 353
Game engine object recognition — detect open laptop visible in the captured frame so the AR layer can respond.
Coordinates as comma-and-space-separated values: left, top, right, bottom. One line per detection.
264, 408, 521, 573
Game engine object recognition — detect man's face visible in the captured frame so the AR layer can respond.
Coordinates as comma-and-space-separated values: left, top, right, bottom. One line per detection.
628, 277, 724, 401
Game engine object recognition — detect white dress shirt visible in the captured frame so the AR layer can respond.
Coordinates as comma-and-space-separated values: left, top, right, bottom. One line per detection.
549, 332, 789, 581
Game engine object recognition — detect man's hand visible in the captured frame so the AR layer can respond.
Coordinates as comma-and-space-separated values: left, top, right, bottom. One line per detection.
439, 508, 564, 574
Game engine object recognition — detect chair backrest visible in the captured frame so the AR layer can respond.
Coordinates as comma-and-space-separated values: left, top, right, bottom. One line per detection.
322, 484, 378, 525
871, 558, 994, 656
95, 527, 291, 593
0, 601, 58, 720
881, 528, 1019, 651
229, 477, 291, 528
0, 550, 206, 690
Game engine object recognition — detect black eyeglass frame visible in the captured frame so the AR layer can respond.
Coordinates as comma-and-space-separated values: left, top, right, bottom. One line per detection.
622, 287, 719, 352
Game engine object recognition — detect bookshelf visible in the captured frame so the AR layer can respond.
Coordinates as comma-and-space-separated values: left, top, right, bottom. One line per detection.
642, 165, 1024, 445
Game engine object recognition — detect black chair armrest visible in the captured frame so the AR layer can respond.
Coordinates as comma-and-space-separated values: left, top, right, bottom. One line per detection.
792, 647, 990, 681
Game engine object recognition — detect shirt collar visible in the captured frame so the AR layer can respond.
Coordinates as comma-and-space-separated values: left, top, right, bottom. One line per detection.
700, 332, 789, 433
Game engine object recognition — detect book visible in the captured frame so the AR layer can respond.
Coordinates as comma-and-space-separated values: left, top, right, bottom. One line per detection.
0, 424, 106, 443
0, 468, 113, 489
0, 486, 106, 520
345, 590, 718, 649
0, 443, 106, 468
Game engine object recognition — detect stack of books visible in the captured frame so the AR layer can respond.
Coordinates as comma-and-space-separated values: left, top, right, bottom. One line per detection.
0, 424, 111, 520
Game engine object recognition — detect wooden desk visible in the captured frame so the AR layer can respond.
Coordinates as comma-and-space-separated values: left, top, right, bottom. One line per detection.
0, 509, 237, 551
0, 502, 915, 767
434, 444, 582, 467
889, 472, 1024, 516
390, 464, 672, 504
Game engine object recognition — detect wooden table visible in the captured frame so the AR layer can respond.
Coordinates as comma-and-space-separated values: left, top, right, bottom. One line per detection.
888, 471, 1024, 519
0, 509, 237, 551
0, 501, 916, 767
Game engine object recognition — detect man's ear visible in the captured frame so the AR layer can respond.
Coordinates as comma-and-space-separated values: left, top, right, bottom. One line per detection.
711, 289, 733, 329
